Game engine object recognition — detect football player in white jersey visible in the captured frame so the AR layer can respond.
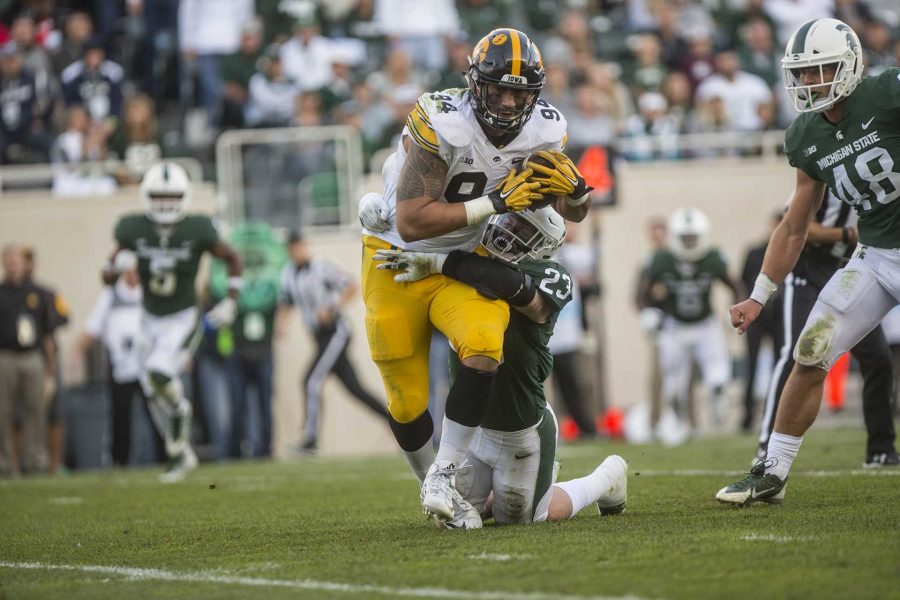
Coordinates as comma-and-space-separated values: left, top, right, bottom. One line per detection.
359, 28, 592, 523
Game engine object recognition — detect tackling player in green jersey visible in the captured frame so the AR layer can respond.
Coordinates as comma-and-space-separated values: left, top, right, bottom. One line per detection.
373, 206, 626, 529
718, 18, 900, 505
107, 162, 242, 483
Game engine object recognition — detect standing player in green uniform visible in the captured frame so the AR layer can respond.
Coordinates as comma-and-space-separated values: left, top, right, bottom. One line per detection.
638, 208, 740, 439
374, 207, 626, 529
718, 18, 900, 505
108, 162, 242, 483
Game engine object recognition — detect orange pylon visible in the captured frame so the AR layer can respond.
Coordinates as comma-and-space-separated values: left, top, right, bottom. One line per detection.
824, 352, 849, 412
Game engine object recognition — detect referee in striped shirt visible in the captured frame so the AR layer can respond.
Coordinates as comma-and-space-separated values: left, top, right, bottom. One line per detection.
278, 232, 389, 453
756, 191, 898, 467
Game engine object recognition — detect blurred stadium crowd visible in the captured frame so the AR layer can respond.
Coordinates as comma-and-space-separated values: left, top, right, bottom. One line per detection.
0, 0, 896, 186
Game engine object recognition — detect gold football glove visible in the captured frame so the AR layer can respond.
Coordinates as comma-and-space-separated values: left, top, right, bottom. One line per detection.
526, 150, 593, 198
488, 167, 543, 213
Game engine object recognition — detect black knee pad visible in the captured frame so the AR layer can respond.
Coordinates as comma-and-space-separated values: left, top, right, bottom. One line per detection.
445, 363, 496, 427
389, 411, 434, 452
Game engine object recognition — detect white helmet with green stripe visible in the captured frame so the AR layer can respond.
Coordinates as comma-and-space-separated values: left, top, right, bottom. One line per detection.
482, 207, 566, 264
140, 162, 192, 225
781, 18, 864, 114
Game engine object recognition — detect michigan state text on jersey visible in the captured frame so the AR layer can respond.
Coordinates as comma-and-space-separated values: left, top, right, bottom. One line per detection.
719, 19, 900, 506
115, 213, 219, 316
784, 68, 900, 249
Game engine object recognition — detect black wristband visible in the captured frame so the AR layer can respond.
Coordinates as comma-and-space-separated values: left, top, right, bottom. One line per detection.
487, 191, 508, 214
841, 227, 850, 244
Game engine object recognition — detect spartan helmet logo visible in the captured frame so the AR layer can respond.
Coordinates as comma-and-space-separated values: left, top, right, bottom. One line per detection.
836, 130, 844, 140
836, 23, 859, 55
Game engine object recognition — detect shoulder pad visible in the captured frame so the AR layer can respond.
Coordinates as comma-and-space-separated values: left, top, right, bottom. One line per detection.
783, 113, 811, 157
870, 68, 900, 109
114, 213, 146, 246
527, 99, 569, 149
409, 90, 477, 151
406, 93, 442, 155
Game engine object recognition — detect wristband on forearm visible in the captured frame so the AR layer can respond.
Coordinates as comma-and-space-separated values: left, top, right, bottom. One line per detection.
227, 277, 244, 292
749, 273, 778, 306
464, 195, 504, 225
841, 227, 850, 244
566, 191, 590, 207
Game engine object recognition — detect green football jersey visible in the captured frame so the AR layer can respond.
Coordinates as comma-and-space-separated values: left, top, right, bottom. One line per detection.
450, 259, 573, 433
784, 68, 900, 248
645, 248, 728, 323
115, 213, 219, 316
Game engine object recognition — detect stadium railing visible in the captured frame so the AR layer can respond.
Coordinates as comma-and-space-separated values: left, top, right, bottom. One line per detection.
0, 128, 786, 219
215, 125, 365, 229
612, 129, 786, 160
0, 157, 203, 194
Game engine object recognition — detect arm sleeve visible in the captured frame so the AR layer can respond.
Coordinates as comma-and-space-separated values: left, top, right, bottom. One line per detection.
441, 251, 537, 307
84, 288, 113, 337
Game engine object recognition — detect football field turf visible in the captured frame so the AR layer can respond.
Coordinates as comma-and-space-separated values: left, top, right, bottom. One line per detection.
1, 427, 897, 600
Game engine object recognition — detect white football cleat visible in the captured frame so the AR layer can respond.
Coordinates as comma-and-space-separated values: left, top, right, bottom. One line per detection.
421, 461, 459, 521
596, 455, 628, 516
158, 446, 198, 484
437, 489, 482, 531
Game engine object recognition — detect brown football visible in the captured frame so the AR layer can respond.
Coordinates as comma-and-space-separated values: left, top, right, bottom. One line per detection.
521, 152, 562, 210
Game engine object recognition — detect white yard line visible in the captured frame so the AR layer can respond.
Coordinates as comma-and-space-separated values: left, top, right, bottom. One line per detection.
739, 534, 814, 543
632, 469, 900, 477
0, 561, 653, 600
467, 553, 534, 562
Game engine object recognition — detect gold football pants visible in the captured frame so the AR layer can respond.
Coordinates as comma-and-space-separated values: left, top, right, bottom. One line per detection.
361, 235, 509, 423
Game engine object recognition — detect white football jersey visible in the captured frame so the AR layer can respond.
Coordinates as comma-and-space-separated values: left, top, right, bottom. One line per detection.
367, 88, 568, 253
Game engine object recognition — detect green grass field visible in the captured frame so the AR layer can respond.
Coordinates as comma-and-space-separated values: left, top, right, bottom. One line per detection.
1, 427, 898, 600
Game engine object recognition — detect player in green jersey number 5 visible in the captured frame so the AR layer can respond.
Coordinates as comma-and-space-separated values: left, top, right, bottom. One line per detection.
373, 206, 626, 529
107, 162, 242, 483
718, 18, 900, 505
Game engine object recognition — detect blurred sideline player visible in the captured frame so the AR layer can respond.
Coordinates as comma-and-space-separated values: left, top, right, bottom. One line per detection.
754, 190, 898, 468
373, 207, 626, 529
718, 19, 900, 505
358, 28, 591, 523
638, 208, 739, 441
106, 162, 242, 483
634, 216, 670, 433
